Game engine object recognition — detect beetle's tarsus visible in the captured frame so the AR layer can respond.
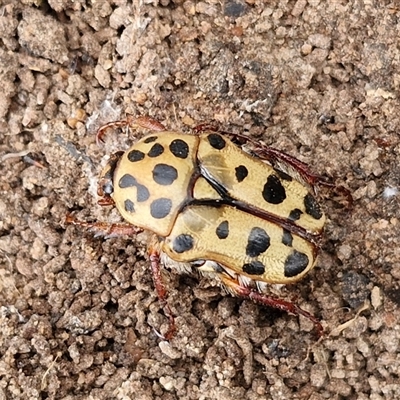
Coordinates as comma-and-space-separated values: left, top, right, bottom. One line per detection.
96, 115, 166, 145
219, 273, 324, 337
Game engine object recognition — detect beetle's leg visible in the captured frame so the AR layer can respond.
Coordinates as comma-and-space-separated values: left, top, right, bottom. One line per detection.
148, 240, 176, 340
96, 115, 167, 145
194, 124, 352, 204
66, 214, 143, 238
229, 132, 352, 204
243, 136, 352, 205
236, 131, 330, 188
193, 123, 220, 134
97, 196, 115, 207
219, 273, 324, 337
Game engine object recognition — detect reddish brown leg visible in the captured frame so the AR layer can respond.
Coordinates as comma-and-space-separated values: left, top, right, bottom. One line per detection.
148, 242, 176, 340
246, 139, 353, 206
66, 214, 143, 238
193, 123, 219, 135
96, 115, 167, 145
240, 135, 352, 205
219, 274, 324, 337
97, 194, 115, 207
204, 125, 329, 187
194, 124, 352, 205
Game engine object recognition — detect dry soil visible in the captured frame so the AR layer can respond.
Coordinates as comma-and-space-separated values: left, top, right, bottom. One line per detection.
1, 1, 400, 399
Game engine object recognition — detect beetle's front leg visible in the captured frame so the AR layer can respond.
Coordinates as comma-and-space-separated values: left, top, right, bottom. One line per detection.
148, 238, 176, 340
219, 273, 324, 337
96, 115, 167, 144
66, 214, 143, 238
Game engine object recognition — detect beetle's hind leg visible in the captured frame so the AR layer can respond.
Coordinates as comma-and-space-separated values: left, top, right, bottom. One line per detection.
193, 123, 352, 204
218, 273, 324, 337
148, 238, 176, 340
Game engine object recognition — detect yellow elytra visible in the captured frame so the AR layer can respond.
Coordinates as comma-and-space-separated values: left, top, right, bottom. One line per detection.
104, 130, 325, 285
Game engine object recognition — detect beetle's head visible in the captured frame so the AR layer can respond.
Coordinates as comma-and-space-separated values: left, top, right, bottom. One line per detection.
97, 151, 124, 206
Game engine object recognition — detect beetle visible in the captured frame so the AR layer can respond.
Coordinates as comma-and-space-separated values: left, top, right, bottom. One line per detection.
67, 115, 340, 339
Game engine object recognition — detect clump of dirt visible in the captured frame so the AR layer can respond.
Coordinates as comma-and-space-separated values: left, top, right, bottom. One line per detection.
1, 1, 400, 399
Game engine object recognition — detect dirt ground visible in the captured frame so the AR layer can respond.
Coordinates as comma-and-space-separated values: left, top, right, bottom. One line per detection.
1, 0, 400, 399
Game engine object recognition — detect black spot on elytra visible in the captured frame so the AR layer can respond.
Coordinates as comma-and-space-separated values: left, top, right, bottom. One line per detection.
284, 250, 309, 278
208, 134, 226, 150
235, 165, 248, 182
262, 175, 286, 204
136, 185, 150, 202
127, 149, 145, 162
124, 199, 135, 213
282, 229, 293, 247
288, 209, 303, 221
246, 227, 270, 257
170, 139, 189, 159
118, 174, 136, 188
152, 164, 178, 186
274, 168, 293, 181
147, 143, 164, 158
150, 198, 172, 219
216, 220, 229, 239
304, 193, 323, 220
243, 260, 266, 275
144, 136, 158, 143
173, 234, 194, 253
118, 174, 150, 202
